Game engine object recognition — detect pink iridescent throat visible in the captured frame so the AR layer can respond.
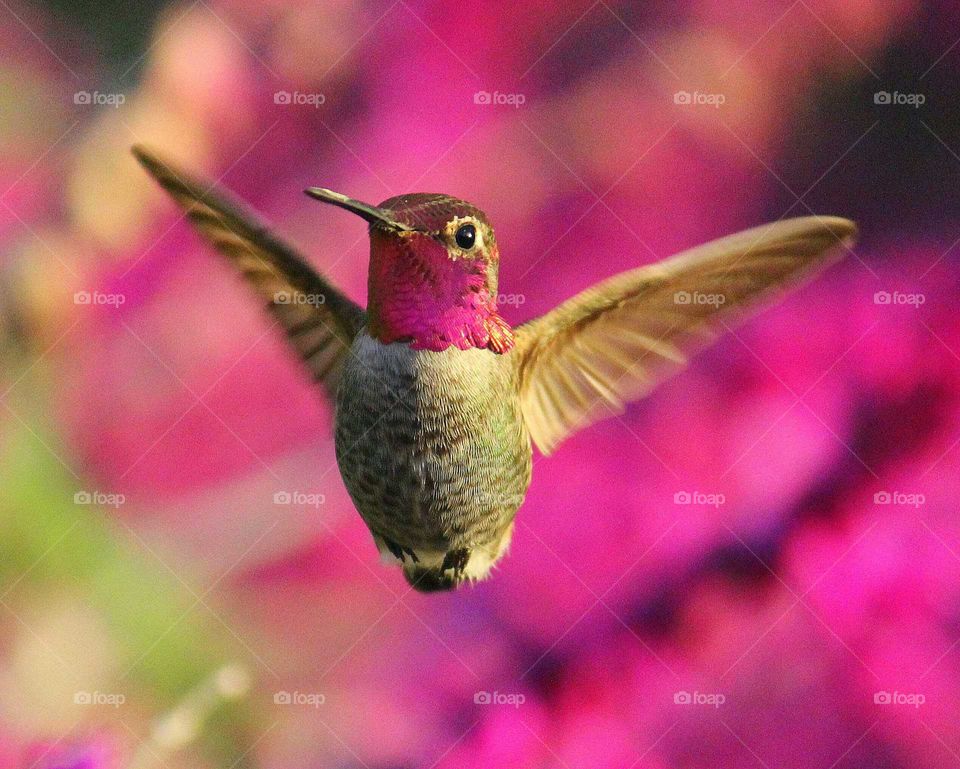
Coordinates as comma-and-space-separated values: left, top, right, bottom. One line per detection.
366, 229, 515, 354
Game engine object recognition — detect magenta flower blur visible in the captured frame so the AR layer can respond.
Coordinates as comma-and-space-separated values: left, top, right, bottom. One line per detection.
23, 739, 114, 769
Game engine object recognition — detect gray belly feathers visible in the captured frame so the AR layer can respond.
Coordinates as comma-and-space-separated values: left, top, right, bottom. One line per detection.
334, 332, 532, 588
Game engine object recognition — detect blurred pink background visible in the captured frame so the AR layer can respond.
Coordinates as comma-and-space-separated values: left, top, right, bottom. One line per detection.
2, 0, 960, 767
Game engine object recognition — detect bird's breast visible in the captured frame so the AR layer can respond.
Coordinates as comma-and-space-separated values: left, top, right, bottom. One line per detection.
334, 331, 532, 551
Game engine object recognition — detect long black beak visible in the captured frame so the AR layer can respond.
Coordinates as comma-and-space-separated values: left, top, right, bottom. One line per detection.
305, 188, 412, 231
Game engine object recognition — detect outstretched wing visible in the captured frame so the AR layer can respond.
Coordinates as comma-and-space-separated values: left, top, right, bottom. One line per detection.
514, 216, 857, 454
133, 145, 364, 400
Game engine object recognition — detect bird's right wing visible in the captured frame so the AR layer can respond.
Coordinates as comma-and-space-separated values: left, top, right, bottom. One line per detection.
514, 216, 857, 454
133, 145, 365, 400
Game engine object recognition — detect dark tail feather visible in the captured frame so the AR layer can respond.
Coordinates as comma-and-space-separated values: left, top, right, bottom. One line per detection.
405, 568, 459, 593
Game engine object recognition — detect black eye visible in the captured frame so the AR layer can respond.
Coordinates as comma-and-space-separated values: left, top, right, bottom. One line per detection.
455, 223, 476, 250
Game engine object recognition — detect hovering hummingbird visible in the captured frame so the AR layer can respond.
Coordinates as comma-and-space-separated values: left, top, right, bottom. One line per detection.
133, 145, 856, 592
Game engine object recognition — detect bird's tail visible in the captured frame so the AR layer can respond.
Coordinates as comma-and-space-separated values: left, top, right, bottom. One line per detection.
398, 523, 516, 592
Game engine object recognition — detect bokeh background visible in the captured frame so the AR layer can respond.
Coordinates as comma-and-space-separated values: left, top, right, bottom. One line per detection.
1, 0, 959, 766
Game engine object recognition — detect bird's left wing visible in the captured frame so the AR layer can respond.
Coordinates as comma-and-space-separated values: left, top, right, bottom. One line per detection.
513, 216, 857, 454
133, 145, 365, 400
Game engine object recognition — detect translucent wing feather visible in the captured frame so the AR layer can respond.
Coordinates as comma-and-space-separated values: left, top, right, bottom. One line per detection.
133, 145, 364, 400
514, 216, 857, 454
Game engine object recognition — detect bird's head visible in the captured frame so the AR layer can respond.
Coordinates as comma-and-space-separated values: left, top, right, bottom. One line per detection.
306, 188, 514, 354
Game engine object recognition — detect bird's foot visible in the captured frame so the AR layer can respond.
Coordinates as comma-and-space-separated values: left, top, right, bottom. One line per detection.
403, 548, 473, 593
441, 548, 471, 580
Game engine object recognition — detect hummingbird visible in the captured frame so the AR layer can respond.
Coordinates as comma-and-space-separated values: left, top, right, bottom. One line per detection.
132, 145, 856, 592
